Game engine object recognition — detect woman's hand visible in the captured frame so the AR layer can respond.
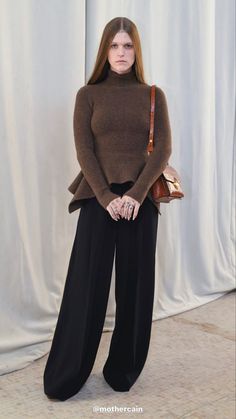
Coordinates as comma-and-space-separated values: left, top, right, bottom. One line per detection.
106, 195, 140, 221
106, 197, 123, 221
119, 195, 140, 220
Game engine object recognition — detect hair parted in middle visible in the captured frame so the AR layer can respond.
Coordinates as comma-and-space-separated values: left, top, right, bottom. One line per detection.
86, 17, 148, 85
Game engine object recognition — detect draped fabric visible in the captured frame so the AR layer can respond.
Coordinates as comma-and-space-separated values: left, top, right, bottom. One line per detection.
0, 0, 235, 375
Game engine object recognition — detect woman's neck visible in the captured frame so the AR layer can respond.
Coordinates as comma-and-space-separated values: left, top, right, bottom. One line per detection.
104, 67, 138, 86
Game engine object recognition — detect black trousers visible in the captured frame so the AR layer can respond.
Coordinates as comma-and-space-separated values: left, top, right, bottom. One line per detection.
43, 182, 159, 400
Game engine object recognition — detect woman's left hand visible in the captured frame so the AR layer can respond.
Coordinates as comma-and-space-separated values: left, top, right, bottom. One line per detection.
119, 195, 140, 221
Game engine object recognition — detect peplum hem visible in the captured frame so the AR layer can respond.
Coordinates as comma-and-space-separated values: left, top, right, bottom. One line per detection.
67, 170, 161, 215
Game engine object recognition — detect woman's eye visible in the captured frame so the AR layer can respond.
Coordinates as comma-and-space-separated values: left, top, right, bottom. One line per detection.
110, 44, 133, 49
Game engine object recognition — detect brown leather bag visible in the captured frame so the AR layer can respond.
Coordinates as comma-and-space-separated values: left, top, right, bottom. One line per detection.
147, 85, 184, 203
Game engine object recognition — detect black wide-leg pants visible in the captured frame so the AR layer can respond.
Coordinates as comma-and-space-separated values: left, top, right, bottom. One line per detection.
43, 182, 159, 401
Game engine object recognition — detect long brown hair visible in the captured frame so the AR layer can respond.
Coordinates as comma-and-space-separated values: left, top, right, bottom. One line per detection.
86, 17, 147, 85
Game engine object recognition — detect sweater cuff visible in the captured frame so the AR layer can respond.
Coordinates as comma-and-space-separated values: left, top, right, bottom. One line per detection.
122, 184, 149, 207
97, 189, 121, 210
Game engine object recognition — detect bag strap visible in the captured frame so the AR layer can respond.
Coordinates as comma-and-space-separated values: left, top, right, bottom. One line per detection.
147, 85, 169, 167
147, 85, 156, 154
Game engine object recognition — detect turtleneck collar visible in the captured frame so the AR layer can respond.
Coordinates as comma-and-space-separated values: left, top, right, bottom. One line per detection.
104, 67, 138, 86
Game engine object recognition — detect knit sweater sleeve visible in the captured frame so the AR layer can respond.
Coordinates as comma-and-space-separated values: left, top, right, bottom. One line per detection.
124, 86, 172, 205
73, 86, 120, 209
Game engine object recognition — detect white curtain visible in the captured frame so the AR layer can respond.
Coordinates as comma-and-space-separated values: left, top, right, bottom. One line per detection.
0, 0, 235, 375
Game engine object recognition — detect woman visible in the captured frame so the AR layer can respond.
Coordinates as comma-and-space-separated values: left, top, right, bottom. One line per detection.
43, 16, 172, 401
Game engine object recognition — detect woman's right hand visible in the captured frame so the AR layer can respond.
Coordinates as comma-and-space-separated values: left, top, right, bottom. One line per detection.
106, 197, 123, 221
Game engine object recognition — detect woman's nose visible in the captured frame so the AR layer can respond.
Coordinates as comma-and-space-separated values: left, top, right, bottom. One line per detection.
117, 47, 125, 55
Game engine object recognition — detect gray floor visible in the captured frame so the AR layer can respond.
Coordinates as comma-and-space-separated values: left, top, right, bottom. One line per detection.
0, 290, 235, 419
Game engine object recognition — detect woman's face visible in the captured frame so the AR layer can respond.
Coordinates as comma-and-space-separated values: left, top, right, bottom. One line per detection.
107, 31, 135, 74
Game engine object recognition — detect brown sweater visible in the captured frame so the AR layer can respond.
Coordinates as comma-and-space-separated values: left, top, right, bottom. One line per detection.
68, 67, 172, 214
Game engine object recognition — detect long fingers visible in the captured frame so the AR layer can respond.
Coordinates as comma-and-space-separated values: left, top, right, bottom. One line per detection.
132, 203, 139, 220
119, 196, 140, 220
107, 196, 140, 221
106, 197, 123, 221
